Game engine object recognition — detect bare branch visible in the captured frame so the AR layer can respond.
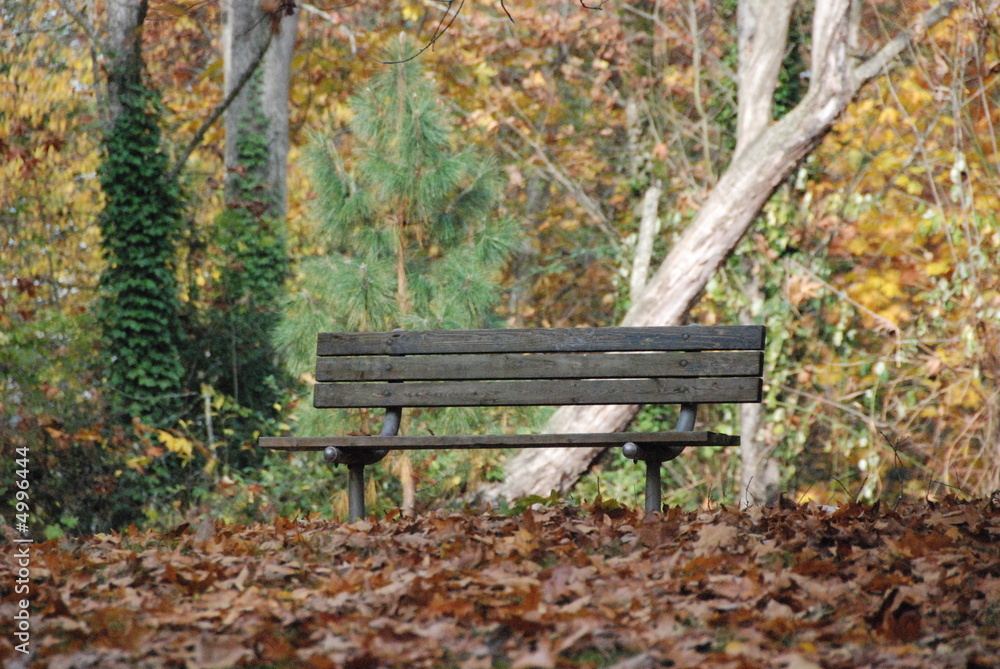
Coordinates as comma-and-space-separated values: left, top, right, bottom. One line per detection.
307, 0, 362, 9
853, 0, 959, 83
785, 260, 900, 338
499, 0, 514, 22
301, 3, 356, 53
367, 0, 465, 65
167, 31, 273, 182
54, 0, 108, 55
505, 101, 623, 248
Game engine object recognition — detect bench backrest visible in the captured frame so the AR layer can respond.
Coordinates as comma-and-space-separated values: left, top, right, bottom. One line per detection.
313, 326, 765, 409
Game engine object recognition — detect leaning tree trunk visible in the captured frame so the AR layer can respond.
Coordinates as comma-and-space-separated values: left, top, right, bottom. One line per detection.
476, 0, 959, 505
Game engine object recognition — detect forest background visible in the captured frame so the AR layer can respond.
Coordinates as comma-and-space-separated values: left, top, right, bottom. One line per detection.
2, 0, 999, 538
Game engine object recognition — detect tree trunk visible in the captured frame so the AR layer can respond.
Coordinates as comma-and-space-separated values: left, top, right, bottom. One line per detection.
214, 0, 297, 411
99, 0, 188, 426
734, 0, 794, 506
260, 7, 298, 220
735, 0, 795, 159
630, 182, 661, 300
104, 0, 148, 127
476, 0, 959, 505
738, 271, 778, 507
222, 0, 268, 197
739, 399, 779, 506
222, 0, 297, 216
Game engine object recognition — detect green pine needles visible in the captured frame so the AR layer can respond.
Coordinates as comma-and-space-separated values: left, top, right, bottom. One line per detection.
278, 55, 518, 437
98, 85, 185, 427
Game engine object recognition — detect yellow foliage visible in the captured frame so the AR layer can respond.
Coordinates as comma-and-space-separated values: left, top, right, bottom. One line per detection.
523, 70, 547, 89
892, 174, 923, 196
815, 365, 845, 387
126, 456, 151, 472
473, 62, 497, 86
880, 273, 903, 299
662, 67, 693, 90
925, 260, 951, 277
877, 303, 911, 326
332, 101, 354, 124
945, 381, 983, 411
401, 3, 423, 21
809, 16, 1000, 496
877, 106, 901, 125
897, 77, 934, 108
2, 3, 104, 314
157, 430, 195, 464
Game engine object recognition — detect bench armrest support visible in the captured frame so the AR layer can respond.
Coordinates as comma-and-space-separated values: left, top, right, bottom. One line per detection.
329, 406, 403, 520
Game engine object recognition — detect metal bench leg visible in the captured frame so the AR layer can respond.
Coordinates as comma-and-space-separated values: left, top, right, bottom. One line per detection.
642, 402, 698, 513
328, 405, 403, 522
644, 460, 662, 513
348, 463, 366, 521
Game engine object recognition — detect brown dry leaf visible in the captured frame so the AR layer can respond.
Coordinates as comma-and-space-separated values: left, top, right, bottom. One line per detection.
786, 274, 825, 307
604, 653, 665, 669
194, 516, 217, 545
776, 653, 823, 669
189, 634, 254, 669
510, 639, 556, 669
693, 522, 739, 552
17, 498, 1000, 667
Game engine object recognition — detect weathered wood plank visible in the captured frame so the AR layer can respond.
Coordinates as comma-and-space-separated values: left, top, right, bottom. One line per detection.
259, 430, 741, 451
315, 350, 764, 382
316, 325, 766, 356
313, 376, 762, 408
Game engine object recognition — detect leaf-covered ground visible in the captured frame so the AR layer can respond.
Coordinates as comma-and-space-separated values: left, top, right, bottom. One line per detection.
5, 498, 1000, 668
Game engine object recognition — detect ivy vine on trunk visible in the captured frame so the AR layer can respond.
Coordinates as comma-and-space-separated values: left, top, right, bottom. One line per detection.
192, 71, 291, 467
98, 83, 185, 427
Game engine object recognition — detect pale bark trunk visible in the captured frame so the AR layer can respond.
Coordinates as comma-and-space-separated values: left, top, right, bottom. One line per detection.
222, 0, 268, 202
104, 0, 148, 128
222, 0, 297, 217
735, 0, 796, 159
261, 7, 298, 219
735, 0, 794, 506
739, 399, 779, 506
630, 182, 661, 300
625, 97, 642, 178
216, 1, 296, 410
476, 0, 959, 505
738, 271, 777, 507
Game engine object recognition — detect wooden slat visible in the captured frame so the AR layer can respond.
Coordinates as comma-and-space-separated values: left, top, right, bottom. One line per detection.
315, 350, 764, 382
316, 325, 766, 356
314, 376, 762, 408
260, 430, 741, 451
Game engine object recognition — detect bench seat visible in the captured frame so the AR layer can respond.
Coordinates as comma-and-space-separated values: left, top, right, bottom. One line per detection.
260, 430, 741, 451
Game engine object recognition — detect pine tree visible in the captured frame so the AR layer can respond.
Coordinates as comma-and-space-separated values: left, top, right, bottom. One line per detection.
276, 51, 519, 512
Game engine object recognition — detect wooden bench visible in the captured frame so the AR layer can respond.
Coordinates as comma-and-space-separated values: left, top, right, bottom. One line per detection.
260, 325, 766, 519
